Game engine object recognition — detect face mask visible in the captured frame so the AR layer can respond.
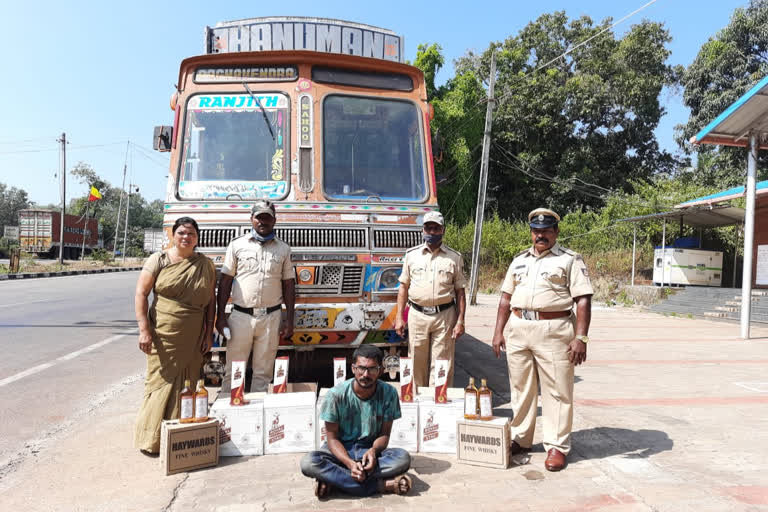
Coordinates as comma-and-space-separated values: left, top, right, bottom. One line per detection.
253, 231, 275, 244
423, 233, 443, 245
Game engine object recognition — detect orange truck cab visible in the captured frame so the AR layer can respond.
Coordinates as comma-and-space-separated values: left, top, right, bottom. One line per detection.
153, 17, 440, 382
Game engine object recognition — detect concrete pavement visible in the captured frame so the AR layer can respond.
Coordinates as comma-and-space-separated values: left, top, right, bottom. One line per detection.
2, 295, 768, 511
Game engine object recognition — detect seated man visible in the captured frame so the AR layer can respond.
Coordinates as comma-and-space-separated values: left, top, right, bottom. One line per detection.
300, 345, 412, 498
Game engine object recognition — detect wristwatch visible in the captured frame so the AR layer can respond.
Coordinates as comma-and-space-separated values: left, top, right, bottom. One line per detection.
575, 335, 589, 344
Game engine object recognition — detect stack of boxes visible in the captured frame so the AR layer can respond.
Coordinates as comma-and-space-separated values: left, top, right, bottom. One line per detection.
161, 357, 512, 474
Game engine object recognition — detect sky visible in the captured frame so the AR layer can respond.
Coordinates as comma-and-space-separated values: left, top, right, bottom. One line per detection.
0, 0, 750, 207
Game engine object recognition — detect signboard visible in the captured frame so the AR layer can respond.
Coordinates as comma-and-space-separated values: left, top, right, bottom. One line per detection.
189, 94, 288, 110
298, 95, 312, 148
194, 66, 298, 83
205, 17, 404, 63
757, 244, 768, 285
3, 226, 19, 240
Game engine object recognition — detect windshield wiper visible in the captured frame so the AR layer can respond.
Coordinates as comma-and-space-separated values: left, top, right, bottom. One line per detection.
242, 82, 275, 141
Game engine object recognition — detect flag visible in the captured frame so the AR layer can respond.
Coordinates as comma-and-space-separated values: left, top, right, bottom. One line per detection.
88, 186, 102, 202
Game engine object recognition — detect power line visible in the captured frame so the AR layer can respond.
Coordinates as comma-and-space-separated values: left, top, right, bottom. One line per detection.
442, 154, 485, 216
437, 0, 661, 142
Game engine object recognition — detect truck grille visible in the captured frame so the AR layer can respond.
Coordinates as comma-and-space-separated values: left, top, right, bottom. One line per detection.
297, 264, 364, 296
341, 266, 364, 294
274, 227, 367, 249
198, 228, 237, 248
373, 229, 422, 249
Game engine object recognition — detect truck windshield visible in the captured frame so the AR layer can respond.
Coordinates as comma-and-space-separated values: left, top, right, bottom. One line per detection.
323, 96, 427, 201
178, 93, 289, 200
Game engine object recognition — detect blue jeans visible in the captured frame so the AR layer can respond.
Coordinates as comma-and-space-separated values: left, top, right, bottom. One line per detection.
300, 441, 411, 497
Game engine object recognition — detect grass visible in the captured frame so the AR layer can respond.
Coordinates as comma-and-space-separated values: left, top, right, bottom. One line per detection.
2, 256, 143, 274
473, 247, 650, 305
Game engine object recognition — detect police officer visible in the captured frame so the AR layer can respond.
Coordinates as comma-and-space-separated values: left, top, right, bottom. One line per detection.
491, 208, 593, 472
395, 211, 467, 388
216, 200, 296, 392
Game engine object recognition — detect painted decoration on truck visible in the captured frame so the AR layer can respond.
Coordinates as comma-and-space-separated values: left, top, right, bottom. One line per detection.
206, 18, 404, 63
190, 94, 288, 110
178, 180, 287, 200
164, 203, 436, 213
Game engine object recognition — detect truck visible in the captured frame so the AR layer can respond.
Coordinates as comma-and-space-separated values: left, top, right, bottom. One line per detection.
18, 209, 101, 259
152, 17, 440, 381
143, 228, 166, 254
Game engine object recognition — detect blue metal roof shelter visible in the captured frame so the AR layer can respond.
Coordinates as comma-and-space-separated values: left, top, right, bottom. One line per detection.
690, 75, 768, 339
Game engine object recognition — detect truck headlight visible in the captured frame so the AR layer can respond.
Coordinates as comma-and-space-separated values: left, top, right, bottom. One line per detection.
379, 268, 401, 290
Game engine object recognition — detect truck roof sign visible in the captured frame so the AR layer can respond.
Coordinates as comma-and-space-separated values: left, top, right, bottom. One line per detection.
205, 17, 404, 63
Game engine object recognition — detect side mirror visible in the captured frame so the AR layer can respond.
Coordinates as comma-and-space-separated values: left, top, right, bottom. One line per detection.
431, 129, 444, 163
153, 126, 173, 152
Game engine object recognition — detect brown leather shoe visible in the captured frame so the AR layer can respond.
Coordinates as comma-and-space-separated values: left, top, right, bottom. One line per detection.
510, 440, 529, 455
545, 448, 567, 471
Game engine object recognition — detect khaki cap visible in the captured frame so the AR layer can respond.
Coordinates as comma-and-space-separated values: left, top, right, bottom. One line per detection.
251, 200, 276, 218
528, 208, 560, 228
423, 211, 444, 226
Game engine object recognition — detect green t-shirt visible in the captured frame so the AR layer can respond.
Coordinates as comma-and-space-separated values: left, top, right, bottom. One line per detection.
320, 379, 402, 443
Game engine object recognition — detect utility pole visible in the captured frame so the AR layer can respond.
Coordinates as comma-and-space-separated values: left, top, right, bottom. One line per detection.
80, 200, 89, 260
468, 52, 496, 305
57, 133, 67, 264
122, 183, 133, 263
113, 141, 129, 258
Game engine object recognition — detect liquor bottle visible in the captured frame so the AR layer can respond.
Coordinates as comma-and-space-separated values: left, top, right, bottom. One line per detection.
478, 378, 493, 420
194, 379, 209, 422
180, 379, 195, 423
464, 377, 479, 420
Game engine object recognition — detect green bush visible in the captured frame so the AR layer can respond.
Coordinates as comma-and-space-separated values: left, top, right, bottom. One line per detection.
89, 248, 113, 263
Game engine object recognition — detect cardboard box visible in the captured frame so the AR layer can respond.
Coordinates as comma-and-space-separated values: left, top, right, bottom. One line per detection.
315, 388, 331, 448
456, 417, 511, 469
268, 382, 318, 394
390, 401, 419, 452
387, 383, 419, 451
210, 394, 265, 456
264, 391, 316, 454
417, 387, 465, 400
160, 418, 219, 475
418, 398, 465, 453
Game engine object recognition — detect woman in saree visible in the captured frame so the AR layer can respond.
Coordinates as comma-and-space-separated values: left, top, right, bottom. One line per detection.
134, 216, 216, 454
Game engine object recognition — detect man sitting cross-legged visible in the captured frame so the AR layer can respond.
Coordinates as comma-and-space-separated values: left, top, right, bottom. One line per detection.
300, 345, 412, 498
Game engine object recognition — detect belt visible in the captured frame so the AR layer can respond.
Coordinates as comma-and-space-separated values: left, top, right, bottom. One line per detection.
409, 300, 455, 315
512, 308, 571, 320
233, 304, 282, 316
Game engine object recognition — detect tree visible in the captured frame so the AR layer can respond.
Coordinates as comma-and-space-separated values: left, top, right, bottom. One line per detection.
438, 12, 681, 220
0, 183, 30, 233
677, 0, 768, 186
414, 43, 486, 224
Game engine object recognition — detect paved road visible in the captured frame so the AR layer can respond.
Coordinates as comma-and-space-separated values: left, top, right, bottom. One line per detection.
0, 272, 144, 465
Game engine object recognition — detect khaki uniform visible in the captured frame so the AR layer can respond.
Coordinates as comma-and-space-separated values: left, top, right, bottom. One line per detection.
501, 243, 593, 454
221, 234, 293, 392
399, 243, 467, 387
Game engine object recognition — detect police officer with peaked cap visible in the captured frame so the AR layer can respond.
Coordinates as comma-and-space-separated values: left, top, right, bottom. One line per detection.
491, 208, 593, 472
395, 211, 467, 388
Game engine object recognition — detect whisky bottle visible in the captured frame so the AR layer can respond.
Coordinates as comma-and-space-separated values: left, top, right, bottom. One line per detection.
478, 378, 493, 420
194, 379, 209, 422
180, 379, 195, 423
464, 377, 479, 420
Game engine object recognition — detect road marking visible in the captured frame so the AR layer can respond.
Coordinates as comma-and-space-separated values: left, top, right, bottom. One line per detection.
0, 334, 128, 388
0, 299, 51, 309
735, 382, 768, 393
577, 396, 768, 406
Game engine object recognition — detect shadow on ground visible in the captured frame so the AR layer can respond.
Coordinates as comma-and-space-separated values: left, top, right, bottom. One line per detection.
455, 335, 582, 407
571, 426, 674, 461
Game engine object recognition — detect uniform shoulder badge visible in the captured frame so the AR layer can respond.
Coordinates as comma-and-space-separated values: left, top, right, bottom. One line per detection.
405, 245, 422, 254
442, 245, 461, 257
